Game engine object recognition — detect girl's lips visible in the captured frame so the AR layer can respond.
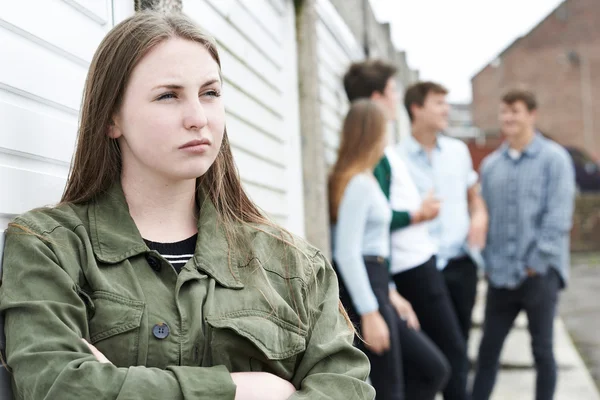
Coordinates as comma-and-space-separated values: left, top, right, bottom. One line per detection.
179, 138, 211, 149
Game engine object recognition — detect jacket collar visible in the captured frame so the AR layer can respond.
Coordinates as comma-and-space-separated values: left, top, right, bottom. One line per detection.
89, 183, 244, 288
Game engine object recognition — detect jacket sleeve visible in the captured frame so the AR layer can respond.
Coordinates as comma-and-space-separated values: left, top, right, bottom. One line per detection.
390, 211, 411, 231
333, 175, 379, 315
0, 224, 237, 400
289, 252, 375, 400
374, 156, 411, 231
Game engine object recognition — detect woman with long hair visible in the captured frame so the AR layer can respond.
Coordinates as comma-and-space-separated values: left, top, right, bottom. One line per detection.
330, 99, 450, 400
0, 11, 374, 400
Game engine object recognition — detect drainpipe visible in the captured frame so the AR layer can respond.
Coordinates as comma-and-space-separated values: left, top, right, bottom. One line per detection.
362, 0, 370, 57
580, 51, 595, 155
294, 0, 331, 254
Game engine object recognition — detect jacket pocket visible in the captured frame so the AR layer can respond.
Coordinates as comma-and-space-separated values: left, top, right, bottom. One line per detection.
88, 291, 144, 367
206, 310, 306, 380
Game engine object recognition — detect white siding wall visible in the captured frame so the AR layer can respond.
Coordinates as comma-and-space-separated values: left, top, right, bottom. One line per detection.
0, 0, 134, 229
315, 0, 365, 168
183, 0, 305, 236
396, 82, 412, 143
315, 0, 413, 160
0, 0, 305, 236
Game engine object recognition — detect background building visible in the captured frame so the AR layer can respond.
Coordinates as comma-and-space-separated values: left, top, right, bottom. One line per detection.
471, 0, 600, 161
446, 103, 483, 141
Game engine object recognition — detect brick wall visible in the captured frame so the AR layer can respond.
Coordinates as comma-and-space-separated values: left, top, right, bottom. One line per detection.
472, 0, 600, 160
466, 136, 504, 171
571, 194, 600, 252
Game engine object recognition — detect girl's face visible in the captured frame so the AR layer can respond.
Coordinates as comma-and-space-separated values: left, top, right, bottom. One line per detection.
110, 38, 225, 184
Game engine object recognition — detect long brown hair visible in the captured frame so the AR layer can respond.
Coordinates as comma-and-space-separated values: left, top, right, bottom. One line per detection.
60, 11, 270, 253
329, 99, 388, 223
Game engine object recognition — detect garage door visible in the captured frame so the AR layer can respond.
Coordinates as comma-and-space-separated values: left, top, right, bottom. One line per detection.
315, 0, 364, 167
0, 0, 134, 228
183, 0, 305, 236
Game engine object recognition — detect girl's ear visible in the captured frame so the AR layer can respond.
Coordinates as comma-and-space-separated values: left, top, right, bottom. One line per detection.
108, 116, 122, 139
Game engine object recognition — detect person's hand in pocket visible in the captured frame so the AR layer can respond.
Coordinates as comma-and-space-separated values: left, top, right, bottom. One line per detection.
389, 290, 420, 330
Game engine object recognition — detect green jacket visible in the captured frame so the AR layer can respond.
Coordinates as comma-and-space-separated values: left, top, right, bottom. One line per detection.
0, 184, 374, 399
373, 156, 411, 231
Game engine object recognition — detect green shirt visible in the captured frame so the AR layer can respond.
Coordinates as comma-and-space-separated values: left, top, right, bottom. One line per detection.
373, 155, 412, 231
0, 183, 374, 399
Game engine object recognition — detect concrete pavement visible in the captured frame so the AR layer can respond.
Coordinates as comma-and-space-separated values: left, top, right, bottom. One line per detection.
466, 282, 600, 400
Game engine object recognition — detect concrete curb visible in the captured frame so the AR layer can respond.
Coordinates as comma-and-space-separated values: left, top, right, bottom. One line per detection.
467, 283, 600, 399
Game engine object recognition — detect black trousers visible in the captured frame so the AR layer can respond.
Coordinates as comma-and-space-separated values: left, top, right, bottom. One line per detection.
337, 257, 450, 400
442, 256, 479, 343
393, 257, 470, 400
472, 270, 561, 400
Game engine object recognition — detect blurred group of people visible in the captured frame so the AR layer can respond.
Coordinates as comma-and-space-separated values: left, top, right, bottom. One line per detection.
328, 59, 576, 400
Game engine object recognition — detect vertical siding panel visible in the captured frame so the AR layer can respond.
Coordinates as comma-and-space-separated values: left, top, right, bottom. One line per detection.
184, 0, 303, 232
0, 0, 124, 228
315, 0, 365, 170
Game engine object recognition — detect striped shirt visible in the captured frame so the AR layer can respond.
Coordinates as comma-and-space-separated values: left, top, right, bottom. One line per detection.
144, 234, 197, 273
480, 133, 576, 289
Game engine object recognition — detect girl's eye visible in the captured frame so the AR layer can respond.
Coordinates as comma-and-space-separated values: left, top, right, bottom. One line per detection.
203, 90, 221, 98
157, 92, 176, 101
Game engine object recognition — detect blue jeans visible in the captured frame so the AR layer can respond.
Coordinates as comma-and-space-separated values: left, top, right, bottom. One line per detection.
472, 269, 561, 400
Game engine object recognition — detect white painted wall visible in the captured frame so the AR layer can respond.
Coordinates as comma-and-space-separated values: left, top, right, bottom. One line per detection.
0, 0, 305, 236
315, 0, 365, 168
395, 81, 413, 144
0, 0, 134, 229
315, 0, 412, 162
183, 0, 305, 236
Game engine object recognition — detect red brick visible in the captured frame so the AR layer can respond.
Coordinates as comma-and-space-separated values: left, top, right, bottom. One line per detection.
472, 0, 600, 160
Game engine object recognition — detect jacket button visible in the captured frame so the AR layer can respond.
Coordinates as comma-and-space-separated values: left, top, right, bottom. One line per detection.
146, 254, 161, 272
153, 323, 170, 339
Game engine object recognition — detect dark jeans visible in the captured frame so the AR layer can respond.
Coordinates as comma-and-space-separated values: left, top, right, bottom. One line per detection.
472, 269, 561, 400
337, 257, 450, 400
393, 257, 470, 400
442, 256, 479, 343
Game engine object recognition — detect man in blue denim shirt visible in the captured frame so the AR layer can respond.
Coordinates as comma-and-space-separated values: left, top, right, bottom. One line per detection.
472, 89, 575, 400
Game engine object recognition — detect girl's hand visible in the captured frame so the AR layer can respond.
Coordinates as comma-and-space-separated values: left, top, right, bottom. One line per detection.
82, 339, 112, 364
231, 372, 296, 400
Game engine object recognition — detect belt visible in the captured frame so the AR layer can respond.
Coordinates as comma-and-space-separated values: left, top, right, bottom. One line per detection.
363, 256, 388, 265
526, 267, 538, 277
449, 255, 471, 263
